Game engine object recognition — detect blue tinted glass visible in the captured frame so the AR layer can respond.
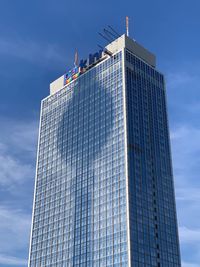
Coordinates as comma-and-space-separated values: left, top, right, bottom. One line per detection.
126, 50, 181, 267
29, 51, 129, 267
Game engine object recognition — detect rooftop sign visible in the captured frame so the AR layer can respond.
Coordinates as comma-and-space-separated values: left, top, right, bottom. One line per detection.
64, 66, 82, 85
64, 49, 109, 85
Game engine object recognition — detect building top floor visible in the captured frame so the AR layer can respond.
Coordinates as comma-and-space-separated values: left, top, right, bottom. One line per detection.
50, 34, 156, 96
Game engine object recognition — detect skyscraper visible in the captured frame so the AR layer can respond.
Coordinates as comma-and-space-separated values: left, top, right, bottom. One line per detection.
28, 34, 181, 267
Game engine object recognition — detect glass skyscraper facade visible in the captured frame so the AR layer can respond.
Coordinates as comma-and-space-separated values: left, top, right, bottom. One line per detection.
126, 51, 181, 266
28, 34, 181, 267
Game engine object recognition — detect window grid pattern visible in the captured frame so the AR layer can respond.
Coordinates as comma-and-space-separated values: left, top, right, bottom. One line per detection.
126, 50, 181, 267
29, 51, 129, 267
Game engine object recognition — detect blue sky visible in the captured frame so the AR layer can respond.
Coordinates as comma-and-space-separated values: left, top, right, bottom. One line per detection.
0, 0, 200, 266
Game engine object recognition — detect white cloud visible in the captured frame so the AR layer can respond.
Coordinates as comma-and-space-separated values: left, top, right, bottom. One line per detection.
179, 226, 200, 244
166, 71, 197, 89
0, 254, 27, 266
171, 123, 200, 218
170, 125, 200, 152
0, 205, 31, 254
0, 118, 37, 189
176, 187, 200, 201
0, 118, 35, 265
170, 122, 200, 265
0, 37, 66, 66
170, 125, 200, 187
166, 67, 200, 131
182, 261, 200, 267
0, 149, 34, 187
166, 64, 200, 92
0, 118, 38, 155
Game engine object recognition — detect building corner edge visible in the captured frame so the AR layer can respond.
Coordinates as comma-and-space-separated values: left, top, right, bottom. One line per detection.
122, 47, 131, 267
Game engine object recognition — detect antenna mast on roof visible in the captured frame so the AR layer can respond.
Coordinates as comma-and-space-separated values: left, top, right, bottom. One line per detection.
98, 26, 121, 48
98, 32, 113, 43
103, 28, 117, 40
107, 25, 120, 38
126, 16, 129, 37
74, 49, 78, 67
